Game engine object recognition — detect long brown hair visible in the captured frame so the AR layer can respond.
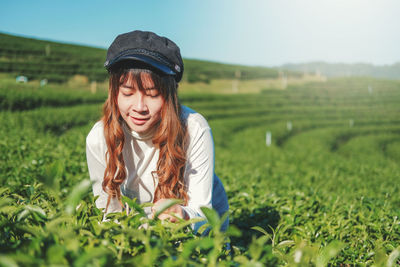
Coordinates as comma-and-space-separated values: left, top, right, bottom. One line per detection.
101, 66, 188, 213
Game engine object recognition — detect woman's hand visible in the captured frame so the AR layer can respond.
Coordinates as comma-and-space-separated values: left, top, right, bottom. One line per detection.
152, 198, 189, 222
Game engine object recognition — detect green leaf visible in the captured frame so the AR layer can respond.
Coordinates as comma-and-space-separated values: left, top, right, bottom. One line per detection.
0, 205, 18, 214
251, 226, 271, 239
74, 247, 111, 267
89, 218, 102, 236
65, 179, 91, 215
121, 195, 146, 216
200, 207, 220, 229
180, 239, 203, 259
17, 205, 47, 222
277, 240, 295, 248
197, 222, 212, 235
45, 216, 73, 231
0, 255, 18, 267
42, 160, 64, 190
316, 240, 345, 267
0, 187, 9, 196
14, 225, 44, 237
248, 235, 270, 261
387, 246, 400, 267
26, 205, 47, 218
197, 237, 214, 250
226, 225, 242, 237
171, 217, 205, 233
47, 245, 67, 265
0, 197, 16, 213
153, 199, 182, 219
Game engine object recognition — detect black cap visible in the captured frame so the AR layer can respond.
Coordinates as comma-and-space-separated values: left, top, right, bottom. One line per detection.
105, 30, 184, 82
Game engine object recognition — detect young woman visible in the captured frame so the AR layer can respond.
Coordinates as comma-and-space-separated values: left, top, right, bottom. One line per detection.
86, 30, 229, 232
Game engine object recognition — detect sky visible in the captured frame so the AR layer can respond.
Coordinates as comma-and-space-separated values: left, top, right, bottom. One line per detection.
1, 0, 399, 67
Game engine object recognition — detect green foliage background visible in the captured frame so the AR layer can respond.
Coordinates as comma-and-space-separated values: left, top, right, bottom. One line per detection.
0, 75, 399, 266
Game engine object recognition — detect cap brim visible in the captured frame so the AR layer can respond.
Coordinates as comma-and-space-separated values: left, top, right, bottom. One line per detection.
106, 54, 175, 75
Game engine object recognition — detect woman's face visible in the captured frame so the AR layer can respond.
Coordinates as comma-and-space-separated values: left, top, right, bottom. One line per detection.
117, 72, 164, 135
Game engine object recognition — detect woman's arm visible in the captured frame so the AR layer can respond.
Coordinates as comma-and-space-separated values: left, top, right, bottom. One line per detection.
181, 115, 215, 231
151, 124, 213, 231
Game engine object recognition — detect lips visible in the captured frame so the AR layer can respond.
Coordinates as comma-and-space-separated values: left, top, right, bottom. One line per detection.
130, 116, 149, 126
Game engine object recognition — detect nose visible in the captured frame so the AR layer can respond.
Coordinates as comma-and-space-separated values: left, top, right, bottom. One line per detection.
132, 90, 148, 113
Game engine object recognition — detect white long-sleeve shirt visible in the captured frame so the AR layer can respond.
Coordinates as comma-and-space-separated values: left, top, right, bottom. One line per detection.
86, 105, 228, 231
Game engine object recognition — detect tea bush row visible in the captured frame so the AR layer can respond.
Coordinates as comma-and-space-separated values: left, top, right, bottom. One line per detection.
1, 77, 399, 265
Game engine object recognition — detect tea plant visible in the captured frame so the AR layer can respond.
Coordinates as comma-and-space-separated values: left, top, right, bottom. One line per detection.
1, 77, 399, 266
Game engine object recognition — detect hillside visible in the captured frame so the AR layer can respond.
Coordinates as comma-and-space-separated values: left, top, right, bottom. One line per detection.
0, 32, 280, 83
282, 61, 400, 80
0, 33, 106, 83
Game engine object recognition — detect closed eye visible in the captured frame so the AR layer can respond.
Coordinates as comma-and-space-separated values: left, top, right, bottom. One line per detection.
120, 86, 134, 96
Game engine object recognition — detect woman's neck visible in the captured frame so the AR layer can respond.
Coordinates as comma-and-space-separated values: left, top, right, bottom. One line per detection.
122, 122, 156, 141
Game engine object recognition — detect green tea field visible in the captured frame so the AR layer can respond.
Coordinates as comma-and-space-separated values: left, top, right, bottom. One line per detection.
1, 76, 399, 266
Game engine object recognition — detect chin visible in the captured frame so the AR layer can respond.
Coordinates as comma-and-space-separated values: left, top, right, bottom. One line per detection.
125, 118, 159, 135
131, 125, 148, 133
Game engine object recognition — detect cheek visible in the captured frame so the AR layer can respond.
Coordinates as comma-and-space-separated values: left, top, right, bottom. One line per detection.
149, 98, 164, 116
155, 101, 164, 117
117, 93, 129, 115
